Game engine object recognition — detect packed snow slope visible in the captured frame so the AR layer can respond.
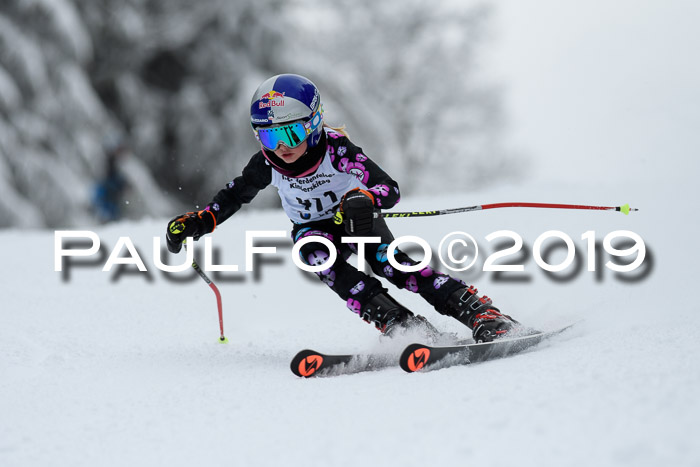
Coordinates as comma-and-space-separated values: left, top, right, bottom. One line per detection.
1, 178, 698, 467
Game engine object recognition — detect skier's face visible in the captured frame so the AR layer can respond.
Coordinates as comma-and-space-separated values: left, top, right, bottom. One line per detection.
274, 140, 308, 164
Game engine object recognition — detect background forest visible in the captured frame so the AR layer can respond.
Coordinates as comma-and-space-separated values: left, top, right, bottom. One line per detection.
0, 0, 514, 228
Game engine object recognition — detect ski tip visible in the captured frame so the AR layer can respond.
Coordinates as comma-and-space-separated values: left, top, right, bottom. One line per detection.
399, 343, 432, 373
290, 349, 325, 378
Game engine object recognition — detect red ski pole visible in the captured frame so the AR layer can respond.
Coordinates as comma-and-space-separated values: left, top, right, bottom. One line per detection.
185, 241, 228, 343
378, 202, 637, 218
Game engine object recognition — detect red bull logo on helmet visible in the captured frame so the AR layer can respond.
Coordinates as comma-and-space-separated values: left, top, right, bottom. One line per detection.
258, 91, 285, 109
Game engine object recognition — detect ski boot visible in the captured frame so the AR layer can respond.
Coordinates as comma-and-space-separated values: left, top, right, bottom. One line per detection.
360, 292, 445, 343
443, 286, 519, 343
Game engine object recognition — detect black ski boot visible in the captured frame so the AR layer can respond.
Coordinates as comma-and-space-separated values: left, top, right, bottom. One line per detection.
360, 292, 443, 341
443, 286, 519, 342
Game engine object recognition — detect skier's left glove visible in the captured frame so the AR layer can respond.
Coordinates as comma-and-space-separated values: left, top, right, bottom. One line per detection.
340, 188, 376, 235
166, 210, 216, 253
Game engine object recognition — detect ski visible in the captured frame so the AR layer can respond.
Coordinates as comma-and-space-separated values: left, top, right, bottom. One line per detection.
290, 349, 395, 378
292, 325, 576, 377
399, 325, 575, 373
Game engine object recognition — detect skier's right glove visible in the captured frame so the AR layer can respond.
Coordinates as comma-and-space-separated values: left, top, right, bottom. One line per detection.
166, 210, 216, 253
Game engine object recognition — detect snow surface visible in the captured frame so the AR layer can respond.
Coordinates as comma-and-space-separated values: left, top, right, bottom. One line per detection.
2, 176, 698, 467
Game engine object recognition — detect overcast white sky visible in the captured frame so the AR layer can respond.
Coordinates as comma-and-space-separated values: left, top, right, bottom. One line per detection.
482, 0, 700, 184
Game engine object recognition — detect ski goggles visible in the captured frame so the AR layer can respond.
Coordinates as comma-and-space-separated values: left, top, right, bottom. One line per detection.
254, 108, 323, 151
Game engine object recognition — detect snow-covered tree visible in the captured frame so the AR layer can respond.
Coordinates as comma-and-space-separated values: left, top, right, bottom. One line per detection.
0, 0, 518, 228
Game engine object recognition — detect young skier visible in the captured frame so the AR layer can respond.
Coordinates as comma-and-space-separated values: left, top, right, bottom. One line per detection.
166, 74, 520, 343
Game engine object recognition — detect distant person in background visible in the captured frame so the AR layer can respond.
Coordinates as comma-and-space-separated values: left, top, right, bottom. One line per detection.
165, 74, 525, 343
93, 138, 129, 223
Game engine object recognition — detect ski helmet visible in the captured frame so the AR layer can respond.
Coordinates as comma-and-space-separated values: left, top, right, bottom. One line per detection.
250, 74, 324, 149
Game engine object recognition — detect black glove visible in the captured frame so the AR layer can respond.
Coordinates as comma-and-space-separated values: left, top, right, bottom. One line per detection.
166, 210, 216, 253
340, 188, 376, 235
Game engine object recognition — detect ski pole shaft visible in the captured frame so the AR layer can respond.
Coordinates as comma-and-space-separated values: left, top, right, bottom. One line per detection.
185, 242, 228, 343
377, 202, 637, 218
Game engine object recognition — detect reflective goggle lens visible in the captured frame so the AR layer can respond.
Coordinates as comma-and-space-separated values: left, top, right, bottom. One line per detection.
256, 122, 308, 150
255, 107, 323, 151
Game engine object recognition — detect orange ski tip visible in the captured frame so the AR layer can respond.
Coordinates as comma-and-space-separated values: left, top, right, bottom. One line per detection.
298, 354, 324, 377
407, 348, 430, 372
